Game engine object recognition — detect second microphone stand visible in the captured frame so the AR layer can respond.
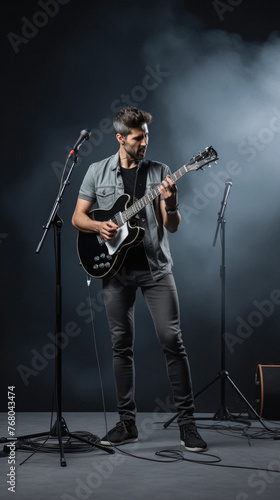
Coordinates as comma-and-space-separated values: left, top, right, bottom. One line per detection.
164, 180, 264, 428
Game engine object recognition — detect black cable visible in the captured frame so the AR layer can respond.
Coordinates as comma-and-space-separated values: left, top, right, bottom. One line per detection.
86, 277, 110, 441
16, 431, 100, 460
166, 420, 280, 443
155, 449, 221, 464
155, 450, 280, 474
116, 447, 221, 464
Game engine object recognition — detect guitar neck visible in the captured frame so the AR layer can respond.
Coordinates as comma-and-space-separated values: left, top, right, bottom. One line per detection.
112, 147, 218, 226
119, 161, 194, 224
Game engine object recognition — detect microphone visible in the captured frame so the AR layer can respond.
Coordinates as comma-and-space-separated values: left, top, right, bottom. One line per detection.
219, 179, 232, 219
222, 179, 232, 203
69, 129, 91, 155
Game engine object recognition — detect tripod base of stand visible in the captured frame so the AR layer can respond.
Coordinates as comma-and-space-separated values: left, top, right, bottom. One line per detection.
1, 416, 114, 467
213, 405, 233, 421
163, 370, 263, 429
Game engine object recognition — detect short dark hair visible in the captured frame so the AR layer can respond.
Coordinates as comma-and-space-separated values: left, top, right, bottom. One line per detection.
113, 107, 152, 136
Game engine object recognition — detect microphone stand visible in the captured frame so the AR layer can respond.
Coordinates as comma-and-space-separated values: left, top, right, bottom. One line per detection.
2, 135, 114, 465
211, 180, 237, 419
164, 180, 265, 428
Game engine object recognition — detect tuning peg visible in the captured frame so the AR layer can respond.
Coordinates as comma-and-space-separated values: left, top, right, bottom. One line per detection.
208, 164, 211, 168
214, 161, 217, 165
201, 167, 205, 171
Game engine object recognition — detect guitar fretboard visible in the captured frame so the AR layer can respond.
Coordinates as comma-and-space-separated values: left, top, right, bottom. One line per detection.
113, 147, 217, 227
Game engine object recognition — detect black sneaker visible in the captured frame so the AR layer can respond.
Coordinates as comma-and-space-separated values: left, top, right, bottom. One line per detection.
180, 421, 207, 452
100, 421, 138, 446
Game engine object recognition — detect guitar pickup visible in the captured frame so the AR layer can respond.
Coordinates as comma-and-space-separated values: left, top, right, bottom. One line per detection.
97, 234, 106, 246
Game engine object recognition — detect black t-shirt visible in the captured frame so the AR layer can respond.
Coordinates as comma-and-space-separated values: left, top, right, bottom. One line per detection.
120, 162, 149, 270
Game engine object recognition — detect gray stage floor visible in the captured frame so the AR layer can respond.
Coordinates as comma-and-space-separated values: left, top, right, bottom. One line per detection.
0, 412, 280, 500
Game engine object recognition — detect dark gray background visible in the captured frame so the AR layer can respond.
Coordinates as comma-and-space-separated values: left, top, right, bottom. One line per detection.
1, 0, 280, 414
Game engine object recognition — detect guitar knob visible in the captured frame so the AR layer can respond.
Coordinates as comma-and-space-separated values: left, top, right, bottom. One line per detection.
107, 255, 112, 260
100, 253, 106, 259
94, 256, 100, 262
99, 263, 105, 269
105, 262, 110, 268
93, 264, 99, 270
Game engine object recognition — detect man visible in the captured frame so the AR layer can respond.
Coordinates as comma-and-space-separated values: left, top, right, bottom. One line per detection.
72, 107, 207, 452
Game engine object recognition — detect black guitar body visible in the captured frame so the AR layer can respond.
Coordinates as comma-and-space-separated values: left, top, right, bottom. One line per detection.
77, 194, 145, 278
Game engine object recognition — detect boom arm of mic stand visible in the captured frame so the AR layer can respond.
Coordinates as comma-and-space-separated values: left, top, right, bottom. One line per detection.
213, 216, 222, 247
213, 181, 232, 247
36, 153, 78, 254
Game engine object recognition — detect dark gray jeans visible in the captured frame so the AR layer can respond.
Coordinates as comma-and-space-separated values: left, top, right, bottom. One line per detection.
102, 270, 195, 427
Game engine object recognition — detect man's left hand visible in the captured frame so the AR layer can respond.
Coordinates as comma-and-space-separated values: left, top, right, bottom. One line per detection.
158, 174, 178, 209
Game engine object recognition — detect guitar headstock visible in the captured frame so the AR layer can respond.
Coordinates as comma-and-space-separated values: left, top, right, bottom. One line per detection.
186, 146, 218, 172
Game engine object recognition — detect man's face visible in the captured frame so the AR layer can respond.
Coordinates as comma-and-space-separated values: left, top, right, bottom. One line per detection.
121, 124, 149, 163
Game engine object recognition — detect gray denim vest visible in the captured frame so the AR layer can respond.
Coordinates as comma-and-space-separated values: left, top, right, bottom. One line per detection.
78, 152, 173, 279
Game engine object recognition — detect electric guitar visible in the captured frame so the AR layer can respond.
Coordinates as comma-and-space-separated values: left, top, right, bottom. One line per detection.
77, 146, 218, 278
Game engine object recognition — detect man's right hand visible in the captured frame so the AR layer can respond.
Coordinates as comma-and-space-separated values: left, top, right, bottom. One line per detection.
72, 199, 119, 237
98, 220, 119, 241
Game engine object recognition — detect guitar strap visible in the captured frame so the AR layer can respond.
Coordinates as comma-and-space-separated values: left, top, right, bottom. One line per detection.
120, 160, 149, 209
119, 160, 150, 270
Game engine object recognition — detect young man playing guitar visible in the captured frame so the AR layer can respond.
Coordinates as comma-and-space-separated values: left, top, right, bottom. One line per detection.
72, 107, 207, 452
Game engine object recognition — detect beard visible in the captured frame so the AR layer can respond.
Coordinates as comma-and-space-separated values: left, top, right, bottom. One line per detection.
123, 144, 146, 163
